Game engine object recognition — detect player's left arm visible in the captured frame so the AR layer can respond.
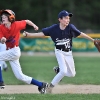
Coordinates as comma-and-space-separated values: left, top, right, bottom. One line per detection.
25, 20, 39, 31
79, 32, 94, 42
80, 32, 100, 52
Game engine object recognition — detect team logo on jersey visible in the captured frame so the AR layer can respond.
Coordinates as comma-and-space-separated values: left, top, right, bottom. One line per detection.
56, 38, 70, 49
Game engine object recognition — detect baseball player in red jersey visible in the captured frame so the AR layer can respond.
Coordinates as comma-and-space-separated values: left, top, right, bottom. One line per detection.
23, 10, 95, 93
0, 9, 48, 94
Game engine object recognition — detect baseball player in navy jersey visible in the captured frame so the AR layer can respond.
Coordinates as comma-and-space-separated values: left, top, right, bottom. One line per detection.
23, 10, 94, 93
0, 9, 48, 94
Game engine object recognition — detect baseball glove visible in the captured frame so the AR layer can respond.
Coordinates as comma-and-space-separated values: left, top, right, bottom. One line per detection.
94, 39, 100, 52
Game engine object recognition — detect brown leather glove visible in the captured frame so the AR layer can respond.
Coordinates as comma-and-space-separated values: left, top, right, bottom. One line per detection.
94, 39, 100, 52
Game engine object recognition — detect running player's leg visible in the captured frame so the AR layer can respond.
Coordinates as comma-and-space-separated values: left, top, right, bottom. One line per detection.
0, 50, 10, 89
0, 43, 8, 70
0, 65, 5, 88
47, 49, 67, 93
2, 62, 8, 71
9, 59, 48, 94
0, 61, 4, 70
0, 61, 8, 71
50, 49, 67, 86
0, 48, 20, 89
64, 51, 76, 77
0, 48, 48, 93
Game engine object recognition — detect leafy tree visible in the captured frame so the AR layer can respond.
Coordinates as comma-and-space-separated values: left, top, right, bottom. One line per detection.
0, 0, 100, 31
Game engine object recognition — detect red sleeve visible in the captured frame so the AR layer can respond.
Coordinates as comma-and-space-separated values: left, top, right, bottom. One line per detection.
0, 26, 4, 38
15, 20, 26, 30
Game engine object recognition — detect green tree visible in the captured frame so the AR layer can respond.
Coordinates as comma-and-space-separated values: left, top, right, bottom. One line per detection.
0, 0, 100, 31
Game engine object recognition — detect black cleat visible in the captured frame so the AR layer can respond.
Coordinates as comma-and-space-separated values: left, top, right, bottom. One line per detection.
4, 67, 8, 72
0, 82, 5, 89
53, 66, 62, 81
53, 66, 60, 74
38, 82, 48, 94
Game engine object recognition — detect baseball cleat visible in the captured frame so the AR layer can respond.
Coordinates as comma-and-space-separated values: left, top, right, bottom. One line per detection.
53, 66, 62, 81
46, 87, 52, 93
46, 84, 54, 93
53, 66, 60, 74
4, 67, 8, 72
0, 82, 5, 89
38, 82, 48, 94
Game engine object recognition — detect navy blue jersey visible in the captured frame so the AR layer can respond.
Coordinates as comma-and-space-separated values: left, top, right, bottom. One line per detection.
42, 24, 81, 50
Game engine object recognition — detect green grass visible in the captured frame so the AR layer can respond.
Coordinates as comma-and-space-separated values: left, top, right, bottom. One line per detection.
1, 55, 100, 100
0, 94, 100, 100
2, 55, 100, 85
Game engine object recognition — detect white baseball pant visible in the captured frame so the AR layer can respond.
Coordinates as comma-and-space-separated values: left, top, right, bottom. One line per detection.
51, 48, 76, 85
0, 43, 7, 70
0, 46, 32, 84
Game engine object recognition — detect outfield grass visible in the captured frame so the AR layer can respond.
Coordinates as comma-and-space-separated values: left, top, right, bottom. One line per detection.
2, 55, 100, 85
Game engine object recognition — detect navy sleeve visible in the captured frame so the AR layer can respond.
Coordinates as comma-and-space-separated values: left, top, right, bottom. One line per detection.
42, 26, 52, 36
42, 24, 57, 36
70, 24, 81, 38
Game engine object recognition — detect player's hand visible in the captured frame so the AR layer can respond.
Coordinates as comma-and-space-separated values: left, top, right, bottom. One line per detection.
23, 31, 29, 37
33, 25, 39, 31
1, 37, 6, 44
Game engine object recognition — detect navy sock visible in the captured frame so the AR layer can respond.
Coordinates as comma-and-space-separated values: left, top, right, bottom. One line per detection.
0, 66, 3, 82
31, 78, 42, 87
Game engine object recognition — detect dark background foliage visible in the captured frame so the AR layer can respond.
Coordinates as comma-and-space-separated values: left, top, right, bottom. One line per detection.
0, 0, 100, 32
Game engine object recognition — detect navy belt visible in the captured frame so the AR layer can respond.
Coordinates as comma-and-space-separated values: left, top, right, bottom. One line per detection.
56, 47, 71, 52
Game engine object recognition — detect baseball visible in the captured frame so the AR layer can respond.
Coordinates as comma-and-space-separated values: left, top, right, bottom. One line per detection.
1, 37, 6, 44
23, 32, 27, 37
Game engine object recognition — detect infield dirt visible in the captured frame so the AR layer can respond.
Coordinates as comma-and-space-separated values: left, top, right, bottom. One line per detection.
0, 84, 100, 94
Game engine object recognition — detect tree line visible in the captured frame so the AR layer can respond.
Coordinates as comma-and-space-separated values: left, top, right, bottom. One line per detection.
0, 0, 100, 32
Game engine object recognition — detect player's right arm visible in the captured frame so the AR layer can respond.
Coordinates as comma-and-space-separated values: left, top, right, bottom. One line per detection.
23, 31, 45, 38
0, 28, 6, 44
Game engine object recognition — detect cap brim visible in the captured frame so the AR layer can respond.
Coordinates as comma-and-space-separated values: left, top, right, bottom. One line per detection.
0, 10, 11, 15
68, 13, 73, 17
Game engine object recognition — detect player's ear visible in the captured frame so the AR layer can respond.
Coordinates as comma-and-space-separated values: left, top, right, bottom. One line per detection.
58, 18, 62, 22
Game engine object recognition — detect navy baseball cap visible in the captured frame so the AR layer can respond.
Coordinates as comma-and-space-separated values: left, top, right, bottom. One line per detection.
58, 10, 73, 18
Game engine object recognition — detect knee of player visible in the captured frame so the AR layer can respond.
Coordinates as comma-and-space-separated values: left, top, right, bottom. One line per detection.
15, 74, 24, 81
71, 73, 76, 77
70, 72, 76, 77
16, 76, 22, 80
60, 70, 67, 75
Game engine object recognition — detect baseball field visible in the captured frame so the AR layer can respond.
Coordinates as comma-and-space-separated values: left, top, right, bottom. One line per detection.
0, 52, 100, 100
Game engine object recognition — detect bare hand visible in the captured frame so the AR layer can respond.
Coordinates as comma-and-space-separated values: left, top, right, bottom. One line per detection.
1, 37, 6, 44
23, 31, 28, 37
34, 25, 39, 31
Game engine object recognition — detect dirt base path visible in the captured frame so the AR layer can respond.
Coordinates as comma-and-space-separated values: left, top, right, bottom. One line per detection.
0, 85, 100, 94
